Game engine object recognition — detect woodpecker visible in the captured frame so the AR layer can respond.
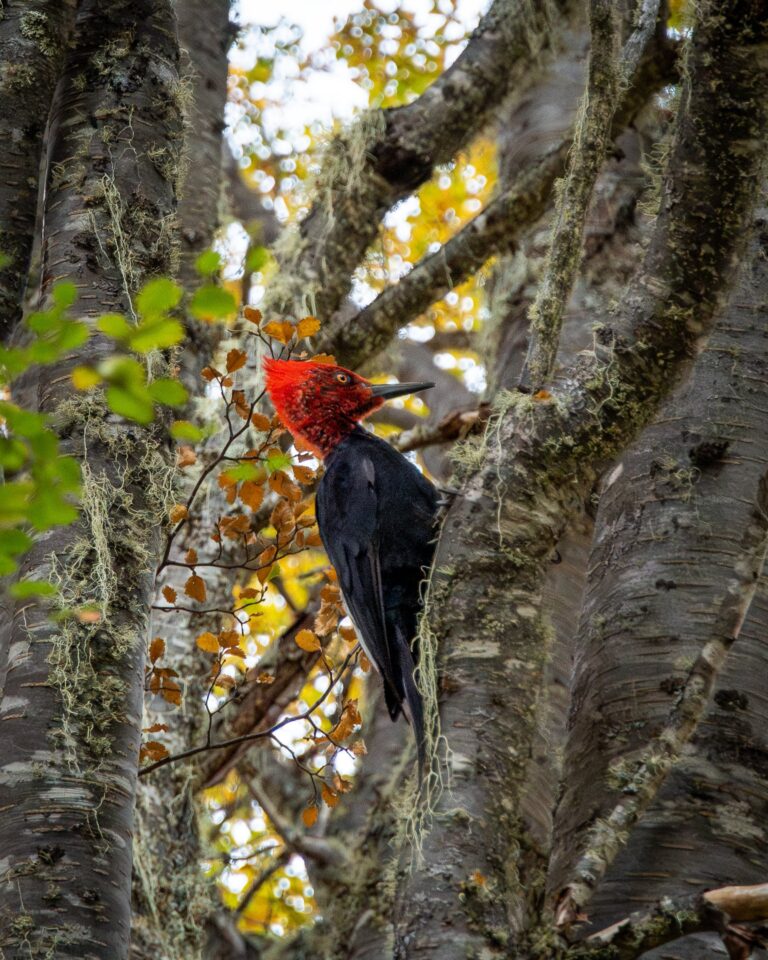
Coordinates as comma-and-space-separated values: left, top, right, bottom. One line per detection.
264, 357, 439, 777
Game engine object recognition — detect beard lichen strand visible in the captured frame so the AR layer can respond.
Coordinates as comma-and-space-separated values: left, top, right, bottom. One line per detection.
45, 394, 176, 775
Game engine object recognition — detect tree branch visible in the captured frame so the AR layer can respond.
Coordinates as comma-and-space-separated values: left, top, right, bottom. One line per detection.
567, 884, 768, 960
318, 33, 676, 370
263, 0, 577, 325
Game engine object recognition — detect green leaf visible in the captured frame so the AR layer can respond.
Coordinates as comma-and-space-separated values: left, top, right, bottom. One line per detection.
97, 313, 132, 340
98, 356, 146, 386
52, 282, 77, 309
245, 245, 270, 273
27, 309, 60, 334
128, 316, 184, 352
0, 437, 28, 471
189, 285, 237, 321
195, 250, 222, 277
136, 278, 182, 317
147, 378, 188, 407
10, 579, 57, 599
28, 488, 78, 529
0, 251, 11, 270
106, 384, 154, 424
0, 529, 32, 556
55, 319, 89, 352
221, 462, 261, 483
170, 420, 204, 442
0, 402, 49, 437
266, 451, 293, 474
0, 482, 33, 523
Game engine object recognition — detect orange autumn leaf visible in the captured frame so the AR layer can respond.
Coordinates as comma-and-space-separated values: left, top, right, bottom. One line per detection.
533, 389, 552, 401
149, 637, 165, 663
310, 353, 336, 364
226, 348, 247, 372
196, 632, 219, 653
161, 681, 182, 706
295, 629, 321, 652
292, 464, 316, 484
169, 503, 188, 524
321, 784, 339, 808
185, 574, 206, 602
141, 740, 170, 762
185, 548, 198, 565
244, 306, 262, 325
177, 446, 196, 468
302, 805, 318, 828
334, 700, 362, 741
161, 586, 177, 605
269, 470, 302, 502
296, 316, 321, 339
262, 320, 295, 344
251, 411, 271, 432
240, 480, 265, 511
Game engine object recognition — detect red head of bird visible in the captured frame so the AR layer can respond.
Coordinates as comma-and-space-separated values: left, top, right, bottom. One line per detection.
263, 357, 433, 458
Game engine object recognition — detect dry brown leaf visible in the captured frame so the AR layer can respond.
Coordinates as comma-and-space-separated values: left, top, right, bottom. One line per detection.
226, 349, 247, 372
251, 411, 271, 432
149, 637, 165, 663
177, 446, 196, 468
263, 320, 295, 344
302, 805, 318, 828
295, 629, 321, 652
161, 586, 177, 605
185, 574, 206, 602
196, 632, 219, 653
169, 503, 188, 524
240, 480, 264, 511
296, 316, 321, 339
244, 306, 262, 325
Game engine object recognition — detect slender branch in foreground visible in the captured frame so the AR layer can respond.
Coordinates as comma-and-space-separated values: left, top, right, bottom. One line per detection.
567, 884, 768, 960
138, 647, 359, 777
556, 474, 768, 926
391, 404, 490, 453
521, 0, 662, 389
248, 778, 347, 867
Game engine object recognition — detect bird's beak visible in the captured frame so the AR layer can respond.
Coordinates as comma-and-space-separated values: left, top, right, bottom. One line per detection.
370, 380, 434, 400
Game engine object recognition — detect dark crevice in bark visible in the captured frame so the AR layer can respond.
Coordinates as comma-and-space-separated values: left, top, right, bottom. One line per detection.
0, 0, 77, 339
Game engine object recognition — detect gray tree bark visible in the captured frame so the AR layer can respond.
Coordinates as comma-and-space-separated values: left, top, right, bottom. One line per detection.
0, 2, 183, 956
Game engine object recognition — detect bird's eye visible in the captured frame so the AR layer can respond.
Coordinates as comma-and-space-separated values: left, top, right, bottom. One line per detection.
336, 373, 350, 384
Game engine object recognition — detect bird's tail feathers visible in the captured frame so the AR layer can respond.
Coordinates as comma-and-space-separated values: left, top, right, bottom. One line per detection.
393, 626, 427, 787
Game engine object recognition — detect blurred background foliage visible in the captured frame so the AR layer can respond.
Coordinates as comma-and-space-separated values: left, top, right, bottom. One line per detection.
202, 0, 494, 939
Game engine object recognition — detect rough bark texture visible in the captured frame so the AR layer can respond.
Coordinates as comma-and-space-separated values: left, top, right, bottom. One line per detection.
389, 4, 768, 957
549, 219, 768, 959
175, 0, 231, 388
0, 0, 77, 338
0, 2, 183, 956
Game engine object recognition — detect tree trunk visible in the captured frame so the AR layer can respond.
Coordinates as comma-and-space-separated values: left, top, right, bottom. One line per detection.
0, 2, 183, 956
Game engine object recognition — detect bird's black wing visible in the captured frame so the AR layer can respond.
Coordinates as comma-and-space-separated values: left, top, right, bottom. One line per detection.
316, 450, 401, 712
